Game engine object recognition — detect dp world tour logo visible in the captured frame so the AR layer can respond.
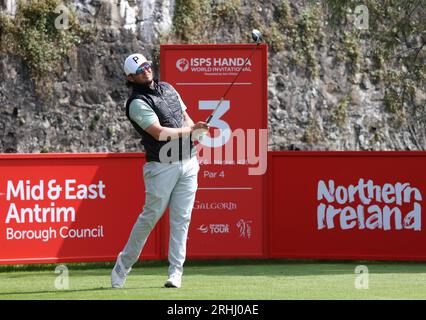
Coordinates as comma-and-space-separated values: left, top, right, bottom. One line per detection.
176, 58, 189, 72
197, 224, 208, 233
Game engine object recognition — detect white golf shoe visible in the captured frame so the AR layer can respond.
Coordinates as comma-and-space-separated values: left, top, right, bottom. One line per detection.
111, 252, 131, 288
164, 274, 182, 288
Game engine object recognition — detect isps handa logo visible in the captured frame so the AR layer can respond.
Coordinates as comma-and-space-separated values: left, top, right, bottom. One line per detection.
176, 58, 189, 72
317, 179, 423, 231
175, 57, 252, 74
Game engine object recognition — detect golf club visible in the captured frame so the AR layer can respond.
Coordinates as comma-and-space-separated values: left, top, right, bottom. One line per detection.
205, 29, 263, 124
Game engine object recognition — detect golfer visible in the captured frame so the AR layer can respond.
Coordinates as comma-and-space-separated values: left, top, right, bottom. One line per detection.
111, 53, 209, 288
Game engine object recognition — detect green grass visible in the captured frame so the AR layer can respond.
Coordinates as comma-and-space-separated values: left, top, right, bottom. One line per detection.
1, 259, 426, 299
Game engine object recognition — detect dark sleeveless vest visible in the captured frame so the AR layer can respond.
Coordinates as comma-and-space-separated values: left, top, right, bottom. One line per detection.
125, 80, 194, 162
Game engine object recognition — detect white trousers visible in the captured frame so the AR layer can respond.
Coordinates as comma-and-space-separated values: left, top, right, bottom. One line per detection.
120, 156, 199, 277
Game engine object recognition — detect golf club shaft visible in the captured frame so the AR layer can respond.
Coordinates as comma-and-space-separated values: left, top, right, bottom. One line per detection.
206, 43, 260, 124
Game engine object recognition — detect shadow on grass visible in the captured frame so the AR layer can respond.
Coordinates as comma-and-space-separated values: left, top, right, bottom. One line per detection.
0, 285, 169, 297
0, 286, 110, 297
1, 259, 426, 277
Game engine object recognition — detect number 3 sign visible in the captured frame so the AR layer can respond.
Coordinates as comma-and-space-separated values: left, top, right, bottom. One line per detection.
199, 100, 231, 148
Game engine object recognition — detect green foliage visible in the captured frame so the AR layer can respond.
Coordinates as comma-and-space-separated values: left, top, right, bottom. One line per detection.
151, 44, 161, 72
370, 48, 385, 83
342, 31, 361, 75
322, 0, 360, 27
106, 127, 115, 139
322, 0, 425, 119
0, 11, 16, 52
383, 88, 400, 114
40, 146, 51, 153
271, 2, 326, 78
170, 0, 243, 44
370, 1, 424, 120
247, 5, 264, 36
89, 113, 101, 131
265, 0, 297, 53
211, 0, 241, 28
331, 96, 350, 126
383, 70, 418, 122
172, 0, 211, 43
296, 6, 324, 79
0, 0, 85, 95
248, 6, 284, 52
275, 0, 293, 28
266, 22, 285, 53
275, 0, 297, 49
303, 117, 322, 144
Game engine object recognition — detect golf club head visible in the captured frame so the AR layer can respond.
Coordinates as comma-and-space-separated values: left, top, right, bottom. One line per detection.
251, 29, 262, 43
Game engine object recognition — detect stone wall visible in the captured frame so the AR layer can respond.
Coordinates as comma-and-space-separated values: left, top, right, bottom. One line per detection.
0, 0, 424, 153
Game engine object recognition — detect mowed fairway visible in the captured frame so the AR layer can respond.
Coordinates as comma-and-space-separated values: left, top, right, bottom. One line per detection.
1, 260, 426, 300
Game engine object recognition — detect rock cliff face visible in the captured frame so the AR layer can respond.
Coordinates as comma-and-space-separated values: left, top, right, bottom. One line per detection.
0, 0, 425, 153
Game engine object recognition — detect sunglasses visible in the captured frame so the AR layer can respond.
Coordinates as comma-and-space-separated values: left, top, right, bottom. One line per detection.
135, 63, 152, 75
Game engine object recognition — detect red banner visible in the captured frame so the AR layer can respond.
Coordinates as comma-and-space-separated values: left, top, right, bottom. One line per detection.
0, 153, 160, 265
268, 152, 426, 261
1, 151, 426, 264
160, 44, 268, 258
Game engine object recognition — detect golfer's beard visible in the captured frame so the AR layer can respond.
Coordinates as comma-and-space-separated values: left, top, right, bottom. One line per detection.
135, 79, 153, 88
138, 77, 153, 87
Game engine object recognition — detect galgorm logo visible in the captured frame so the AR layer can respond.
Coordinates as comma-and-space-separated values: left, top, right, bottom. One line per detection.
176, 58, 189, 72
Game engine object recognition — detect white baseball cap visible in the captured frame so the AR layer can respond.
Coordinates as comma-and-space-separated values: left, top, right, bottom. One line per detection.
123, 53, 151, 75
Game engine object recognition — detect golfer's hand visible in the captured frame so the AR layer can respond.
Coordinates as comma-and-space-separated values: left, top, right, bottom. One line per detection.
191, 122, 209, 141
191, 122, 209, 132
